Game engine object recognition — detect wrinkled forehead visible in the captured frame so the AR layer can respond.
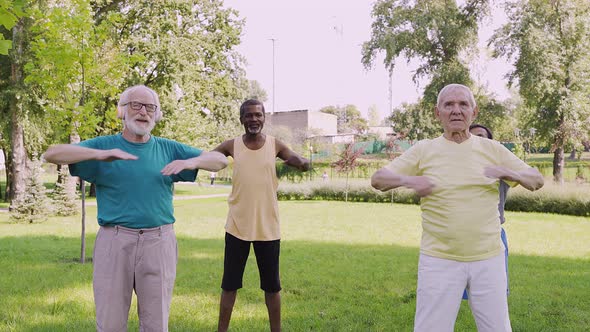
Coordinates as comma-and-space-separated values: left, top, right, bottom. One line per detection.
437, 85, 476, 109
440, 86, 471, 102
242, 104, 264, 115
126, 87, 156, 104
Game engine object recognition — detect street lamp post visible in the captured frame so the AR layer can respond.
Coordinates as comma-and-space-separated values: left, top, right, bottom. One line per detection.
268, 38, 277, 115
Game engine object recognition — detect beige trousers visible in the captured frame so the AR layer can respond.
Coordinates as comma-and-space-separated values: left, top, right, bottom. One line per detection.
93, 224, 177, 332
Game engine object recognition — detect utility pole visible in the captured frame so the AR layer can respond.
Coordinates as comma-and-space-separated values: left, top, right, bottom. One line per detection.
268, 38, 277, 114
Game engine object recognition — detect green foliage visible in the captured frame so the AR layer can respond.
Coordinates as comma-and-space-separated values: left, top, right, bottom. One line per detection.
490, 0, 590, 181
278, 180, 590, 217
319, 104, 368, 134
276, 162, 307, 183
245, 80, 268, 102
0, 0, 25, 55
389, 102, 441, 140
278, 181, 419, 204
25, 0, 116, 146
9, 158, 51, 223
472, 90, 516, 142
363, 0, 490, 139
367, 104, 380, 126
51, 166, 79, 216
362, 0, 488, 78
506, 186, 590, 217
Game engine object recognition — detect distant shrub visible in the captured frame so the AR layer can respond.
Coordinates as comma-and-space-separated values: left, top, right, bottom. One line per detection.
278, 181, 419, 204
51, 166, 80, 216
10, 158, 52, 223
278, 180, 590, 217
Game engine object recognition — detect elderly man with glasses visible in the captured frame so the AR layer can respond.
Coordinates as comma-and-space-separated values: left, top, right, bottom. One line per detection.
44, 85, 228, 331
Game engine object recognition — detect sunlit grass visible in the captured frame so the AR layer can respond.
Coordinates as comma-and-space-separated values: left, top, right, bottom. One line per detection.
1, 198, 589, 331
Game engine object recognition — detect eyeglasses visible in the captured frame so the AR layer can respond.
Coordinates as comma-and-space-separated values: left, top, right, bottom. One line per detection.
123, 101, 158, 114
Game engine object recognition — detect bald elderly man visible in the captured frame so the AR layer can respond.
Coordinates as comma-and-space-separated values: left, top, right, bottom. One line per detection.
371, 84, 543, 332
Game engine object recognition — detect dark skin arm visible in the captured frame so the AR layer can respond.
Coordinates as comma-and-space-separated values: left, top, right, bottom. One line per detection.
213, 139, 235, 158
276, 139, 310, 171
213, 137, 310, 171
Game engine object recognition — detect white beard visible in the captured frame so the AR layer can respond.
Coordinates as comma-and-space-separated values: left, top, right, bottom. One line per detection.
124, 110, 156, 137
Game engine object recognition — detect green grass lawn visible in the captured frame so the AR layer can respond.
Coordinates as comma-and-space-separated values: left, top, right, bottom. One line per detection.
1, 199, 589, 331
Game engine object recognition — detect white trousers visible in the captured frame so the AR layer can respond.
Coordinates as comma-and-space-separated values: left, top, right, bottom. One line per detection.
414, 253, 512, 332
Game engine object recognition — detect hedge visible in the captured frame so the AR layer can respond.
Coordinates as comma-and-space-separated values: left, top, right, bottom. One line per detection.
277, 182, 590, 217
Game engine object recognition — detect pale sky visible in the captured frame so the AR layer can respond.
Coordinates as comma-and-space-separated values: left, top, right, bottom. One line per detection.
223, 0, 512, 120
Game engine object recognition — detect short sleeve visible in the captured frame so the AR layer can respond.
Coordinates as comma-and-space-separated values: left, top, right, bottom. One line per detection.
170, 142, 202, 183
68, 138, 103, 183
385, 140, 425, 176
496, 142, 530, 173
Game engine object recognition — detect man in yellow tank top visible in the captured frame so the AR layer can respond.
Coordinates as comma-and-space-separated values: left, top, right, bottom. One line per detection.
371, 84, 544, 332
214, 99, 310, 332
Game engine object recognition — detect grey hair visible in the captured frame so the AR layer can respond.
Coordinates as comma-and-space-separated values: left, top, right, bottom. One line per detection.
436, 84, 477, 109
118, 85, 161, 110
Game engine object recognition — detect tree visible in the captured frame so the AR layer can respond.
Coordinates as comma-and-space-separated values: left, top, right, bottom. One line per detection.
0, 0, 24, 55
320, 104, 368, 134
362, 0, 490, 133
52, 165, 79, 216
9, 157, 51, 223
332, 143, 363, 202
389, 102, 440, 140
103, 0, 246, 150
245, 80, 268, 102
473, 90, 516, 142
490, 0, 590, 183
368, 104, 381, 126
2, 9, 29, 205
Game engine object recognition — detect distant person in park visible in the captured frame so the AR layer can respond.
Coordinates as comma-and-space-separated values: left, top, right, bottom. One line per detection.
371, 84, 544, 332
463, 124, 511, 301
213, 99, 310, 332
322, 170, 329, 181
43, 85, 228, 332
210, 171, 217, 186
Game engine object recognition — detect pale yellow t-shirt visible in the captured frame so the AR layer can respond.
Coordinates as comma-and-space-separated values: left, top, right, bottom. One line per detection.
225, 135, 280, 241
386, 135, 531, 261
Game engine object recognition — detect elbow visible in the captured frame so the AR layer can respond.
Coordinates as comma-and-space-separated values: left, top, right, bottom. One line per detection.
42, 147, 59, 164
532, 176, 544, 191
301, 160, 311, 172
523, 174, 544, 191
530, 171, 545, 191
371, 174, 386, 191
211, 155, 229, 172
217, 157, 229, 171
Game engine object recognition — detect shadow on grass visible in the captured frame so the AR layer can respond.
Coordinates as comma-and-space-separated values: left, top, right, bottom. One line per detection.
0, 235, 588, 331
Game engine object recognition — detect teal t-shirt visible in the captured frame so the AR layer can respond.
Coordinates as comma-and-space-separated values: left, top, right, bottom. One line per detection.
69, 134, 202, 228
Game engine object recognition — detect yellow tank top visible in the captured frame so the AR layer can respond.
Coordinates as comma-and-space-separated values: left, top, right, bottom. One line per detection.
225, 135, 280, 241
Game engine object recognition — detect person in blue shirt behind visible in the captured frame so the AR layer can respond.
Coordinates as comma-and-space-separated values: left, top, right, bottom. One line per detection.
463, 124, 510, 301
43, 85, 228, 332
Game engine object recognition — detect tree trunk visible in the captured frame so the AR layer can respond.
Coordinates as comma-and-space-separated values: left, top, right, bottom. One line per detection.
8, 19, 27, 207
7, 19, 27, 205
568, 149, 576, 160
553, 147, 564, 184
345, 172, 349, 202
3, 153, 10, 202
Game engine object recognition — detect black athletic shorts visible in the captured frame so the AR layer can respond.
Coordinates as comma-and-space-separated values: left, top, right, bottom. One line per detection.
221, 232, 281, 292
